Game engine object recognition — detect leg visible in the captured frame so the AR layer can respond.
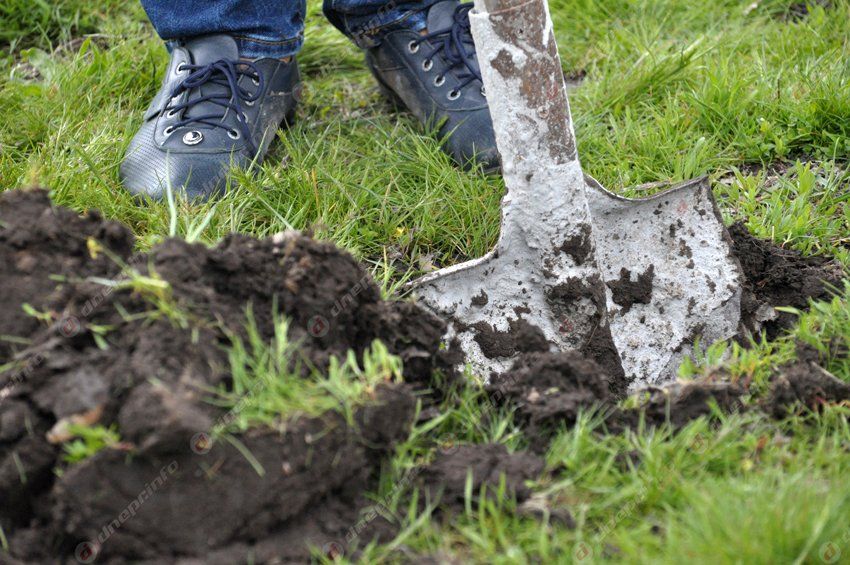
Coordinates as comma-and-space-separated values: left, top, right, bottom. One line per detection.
322, 0, 440, 48
141, 0, 306, 59
324, 0, 500, 172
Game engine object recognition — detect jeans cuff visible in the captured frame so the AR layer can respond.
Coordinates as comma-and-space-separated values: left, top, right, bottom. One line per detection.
232, 34, 304, 59
346, 10, 427, 49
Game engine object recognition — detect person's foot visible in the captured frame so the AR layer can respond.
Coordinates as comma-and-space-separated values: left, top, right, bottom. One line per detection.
120, 35, 301, 200
366, 1, 500, 172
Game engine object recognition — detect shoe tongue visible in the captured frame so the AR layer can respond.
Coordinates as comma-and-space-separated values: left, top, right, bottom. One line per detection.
179, 35, 242, 131
185, 34, 239, 66
427, 0, 460, 33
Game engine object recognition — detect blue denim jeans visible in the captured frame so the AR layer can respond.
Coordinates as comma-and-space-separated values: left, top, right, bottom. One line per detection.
140, 0, 442, 59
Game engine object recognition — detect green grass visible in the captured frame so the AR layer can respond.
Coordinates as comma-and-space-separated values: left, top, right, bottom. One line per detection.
209, 310, 403, 432
61, 423, 121, 463
2, 0, 850, 563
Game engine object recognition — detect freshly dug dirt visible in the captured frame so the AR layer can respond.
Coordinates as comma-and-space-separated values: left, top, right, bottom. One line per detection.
610, 378, 746, 432
417, 443, 544, 511
486, 351, 745, 443
8, 387, 414, 564
0, 189, 451, 563
486, 351, 613, 449
471, 318, 550, 359
0, 190, 134, 362
1, 190, 847, 561
728, 222, 845, 339
763, 344, 850, 418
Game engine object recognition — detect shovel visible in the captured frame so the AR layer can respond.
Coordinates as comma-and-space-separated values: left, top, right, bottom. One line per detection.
411, 0, 744, 390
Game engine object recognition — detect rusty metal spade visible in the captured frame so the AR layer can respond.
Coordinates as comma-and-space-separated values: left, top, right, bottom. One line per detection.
411, 0, 744, 389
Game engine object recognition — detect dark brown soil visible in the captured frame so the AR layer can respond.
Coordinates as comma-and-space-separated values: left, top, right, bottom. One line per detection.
0, 190, 134, 362
605, 266, 655, 314
728, 222, 845, 339
486, 351, 613, 450
485, 351, 745, 445
417, 443, 544, 511
471, 318, 550, 359
610, 377, 746, 432
1, 190, 847, 562
0, 189, 450, 563
763, 344, 850, 418
8, 387, 413, 564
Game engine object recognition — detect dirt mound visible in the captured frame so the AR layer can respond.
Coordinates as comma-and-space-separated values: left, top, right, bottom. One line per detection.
728, 222, 845, 339
486, 351, 613, 449
0, 190, 450, 563
9, 387, 413, 564
0, 189, 134, 362
418, 443, 544, 511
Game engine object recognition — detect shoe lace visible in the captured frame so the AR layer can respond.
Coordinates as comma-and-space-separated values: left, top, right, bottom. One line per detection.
414, 3, 483, 94
165, 59, 264, 154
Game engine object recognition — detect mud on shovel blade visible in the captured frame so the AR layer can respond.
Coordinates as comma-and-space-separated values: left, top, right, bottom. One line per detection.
411, 0, 743, 389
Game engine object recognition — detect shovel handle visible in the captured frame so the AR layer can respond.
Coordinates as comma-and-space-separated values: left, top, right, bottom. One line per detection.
470, 0, 578, 169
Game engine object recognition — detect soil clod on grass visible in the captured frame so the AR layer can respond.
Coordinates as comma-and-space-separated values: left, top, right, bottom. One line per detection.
418, 443, 545, 511
487, 352, 745, 443
611, 377, 746, 432
728, 222, 845, 339
486, 351, 614, 449
763, 344, 850, 418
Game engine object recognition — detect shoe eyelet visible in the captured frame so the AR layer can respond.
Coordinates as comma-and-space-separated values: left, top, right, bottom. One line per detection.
408, 41, 420, 54
422, 59, 433, 72
166, 109, 179, 119
434, 75, 445, 87
245, 99, 255, 107
480, 86, 487, 97
164, 126, 175, 136
228, 129, 241, 140
251, 77, 260, 87
183, 130, 204, 145
448, 90, 461, 101
176, 64, 189, 74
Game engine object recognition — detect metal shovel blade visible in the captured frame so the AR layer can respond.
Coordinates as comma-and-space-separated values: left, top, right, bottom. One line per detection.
586, 176, 743, 387
411, 0, 743, 389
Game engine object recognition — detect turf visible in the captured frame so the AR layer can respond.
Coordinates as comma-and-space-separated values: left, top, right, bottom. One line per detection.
2, 0, 850, 563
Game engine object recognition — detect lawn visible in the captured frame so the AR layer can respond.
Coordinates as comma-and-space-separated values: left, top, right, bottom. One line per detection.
1, 0, 850, 563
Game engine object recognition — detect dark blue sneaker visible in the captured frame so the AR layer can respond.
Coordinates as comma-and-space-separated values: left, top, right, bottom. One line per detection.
366, 1, 500, 172
121, 34, 301, 200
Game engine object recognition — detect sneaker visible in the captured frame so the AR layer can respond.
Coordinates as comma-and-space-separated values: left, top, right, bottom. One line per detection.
121, 34, 301, 200
366, 1, 500, 172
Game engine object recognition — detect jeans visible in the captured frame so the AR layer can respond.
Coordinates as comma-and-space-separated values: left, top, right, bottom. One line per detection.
140, 0, 442, 59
